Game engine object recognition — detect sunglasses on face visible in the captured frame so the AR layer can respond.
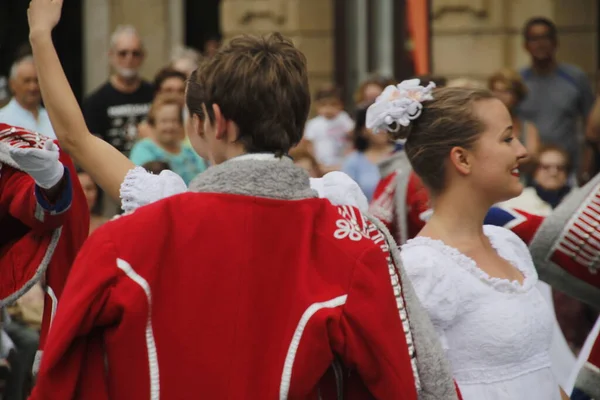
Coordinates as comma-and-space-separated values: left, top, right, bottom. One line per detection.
116, 49, 143, 58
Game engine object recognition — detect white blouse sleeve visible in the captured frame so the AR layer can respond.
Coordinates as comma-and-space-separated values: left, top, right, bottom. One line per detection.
120, 167, 188, 213
310, 171, 369, 212
401, 245, 464, 345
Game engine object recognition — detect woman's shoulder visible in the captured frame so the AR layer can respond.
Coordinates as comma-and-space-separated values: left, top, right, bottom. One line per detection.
400, 238, 472, 326
484, 225, 537, 275
401, 238, 468, 285
484, 225, 528, 249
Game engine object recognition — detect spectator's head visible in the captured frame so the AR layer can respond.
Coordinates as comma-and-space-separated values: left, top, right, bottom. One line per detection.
289, 147, 322, 178
371, 85, 527, 204
488, 69, 528, 111
354, 77, 387, 106
77, 171, 99, 213
353, 103, 389, 152
533, 144, 570, 190
154, 67, 187, 106
142, 160, 172, 175
314, 84, 344, 120
171, 46, 203, 77
523, 17, 558, 63
147, 96, 184, 147
196, 33, 310, 164
9, 56, 40, 110
109, 25, 145, 81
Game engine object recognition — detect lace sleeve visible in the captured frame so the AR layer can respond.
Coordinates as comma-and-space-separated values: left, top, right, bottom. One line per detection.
120, 167, 188, 213
400, 245, 463, 334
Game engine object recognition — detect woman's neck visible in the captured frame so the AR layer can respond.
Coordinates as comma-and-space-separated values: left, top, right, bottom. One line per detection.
422, 186, 492, 244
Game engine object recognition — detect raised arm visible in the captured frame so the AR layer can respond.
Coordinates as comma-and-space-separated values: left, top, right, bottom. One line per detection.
27, 0, 133, 202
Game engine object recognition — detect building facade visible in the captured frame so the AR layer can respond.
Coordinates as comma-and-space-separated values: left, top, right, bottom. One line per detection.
0, 0, 596, 103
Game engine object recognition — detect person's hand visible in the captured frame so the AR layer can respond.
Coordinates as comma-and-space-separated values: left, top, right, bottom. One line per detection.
8, 140, 64, 189
27, 0, 63, 37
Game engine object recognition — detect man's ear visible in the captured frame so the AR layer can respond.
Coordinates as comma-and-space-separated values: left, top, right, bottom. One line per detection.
212, 103, 227, 140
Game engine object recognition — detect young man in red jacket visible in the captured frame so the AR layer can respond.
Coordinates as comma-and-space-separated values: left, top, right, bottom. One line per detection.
30, 2, 460, 398
0, 123, 89, 393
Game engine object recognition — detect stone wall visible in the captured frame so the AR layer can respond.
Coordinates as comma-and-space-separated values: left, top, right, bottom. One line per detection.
431, 0, 597, 86
220, 0, 335, 99
82, 0, 597, 95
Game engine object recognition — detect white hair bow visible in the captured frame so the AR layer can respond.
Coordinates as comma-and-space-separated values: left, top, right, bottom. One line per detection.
366, 79, 435, 134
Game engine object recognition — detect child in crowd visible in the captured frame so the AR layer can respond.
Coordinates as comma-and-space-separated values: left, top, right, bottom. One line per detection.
304, 85, 354, 172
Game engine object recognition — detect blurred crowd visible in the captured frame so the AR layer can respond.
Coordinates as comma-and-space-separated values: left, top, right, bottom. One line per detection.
0, 13, 599, 400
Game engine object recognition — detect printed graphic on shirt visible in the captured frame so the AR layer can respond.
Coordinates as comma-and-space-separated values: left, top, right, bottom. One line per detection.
105, 103, 151, 153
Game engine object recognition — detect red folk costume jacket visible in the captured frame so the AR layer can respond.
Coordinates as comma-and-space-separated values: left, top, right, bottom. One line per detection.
32, 155, 460, 400
0, 124, 89, 370
370, 148, 600, 397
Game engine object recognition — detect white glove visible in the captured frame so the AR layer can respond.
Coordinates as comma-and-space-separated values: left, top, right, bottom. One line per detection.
8, 140, 64, 189
310, 171, 369, 213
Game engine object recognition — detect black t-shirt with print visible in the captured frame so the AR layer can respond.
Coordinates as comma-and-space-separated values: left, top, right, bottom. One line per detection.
82, 80, 154, 155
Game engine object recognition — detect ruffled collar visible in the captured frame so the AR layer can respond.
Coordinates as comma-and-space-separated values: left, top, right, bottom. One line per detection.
404, 226, 535, 293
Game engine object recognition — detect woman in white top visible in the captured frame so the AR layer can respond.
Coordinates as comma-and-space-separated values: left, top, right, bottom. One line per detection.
366, 80, 569, 399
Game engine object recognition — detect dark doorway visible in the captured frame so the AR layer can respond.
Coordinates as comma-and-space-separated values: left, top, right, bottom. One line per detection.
0, 0, 83, 103
392, 0, 414, 82
185, 0, 222, 55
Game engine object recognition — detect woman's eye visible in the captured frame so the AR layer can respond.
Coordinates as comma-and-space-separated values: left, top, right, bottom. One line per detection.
504, 137, 514, 143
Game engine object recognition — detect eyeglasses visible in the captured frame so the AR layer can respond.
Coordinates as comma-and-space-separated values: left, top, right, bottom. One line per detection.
538, 163, 567, 172
116, 49, 143, 58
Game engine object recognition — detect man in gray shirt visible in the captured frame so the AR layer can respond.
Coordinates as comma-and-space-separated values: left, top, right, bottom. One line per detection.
518, 17, 595, 173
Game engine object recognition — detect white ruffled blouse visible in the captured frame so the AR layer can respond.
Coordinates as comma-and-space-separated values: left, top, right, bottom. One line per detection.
119, 156, 369, 214
401, 225, 561, 400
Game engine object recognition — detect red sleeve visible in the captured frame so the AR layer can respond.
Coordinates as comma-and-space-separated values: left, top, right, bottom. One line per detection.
0, 164, 72, 233
369, 172, 398, 233
332, 245, 419, 400
405, 173, 430, 239
31, 227, 120, 400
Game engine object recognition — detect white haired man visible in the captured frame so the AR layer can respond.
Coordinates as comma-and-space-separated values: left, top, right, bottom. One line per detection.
0, 56, 56, 139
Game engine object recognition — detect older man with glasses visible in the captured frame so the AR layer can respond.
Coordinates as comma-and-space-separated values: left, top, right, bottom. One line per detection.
82, 25, 153, 157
